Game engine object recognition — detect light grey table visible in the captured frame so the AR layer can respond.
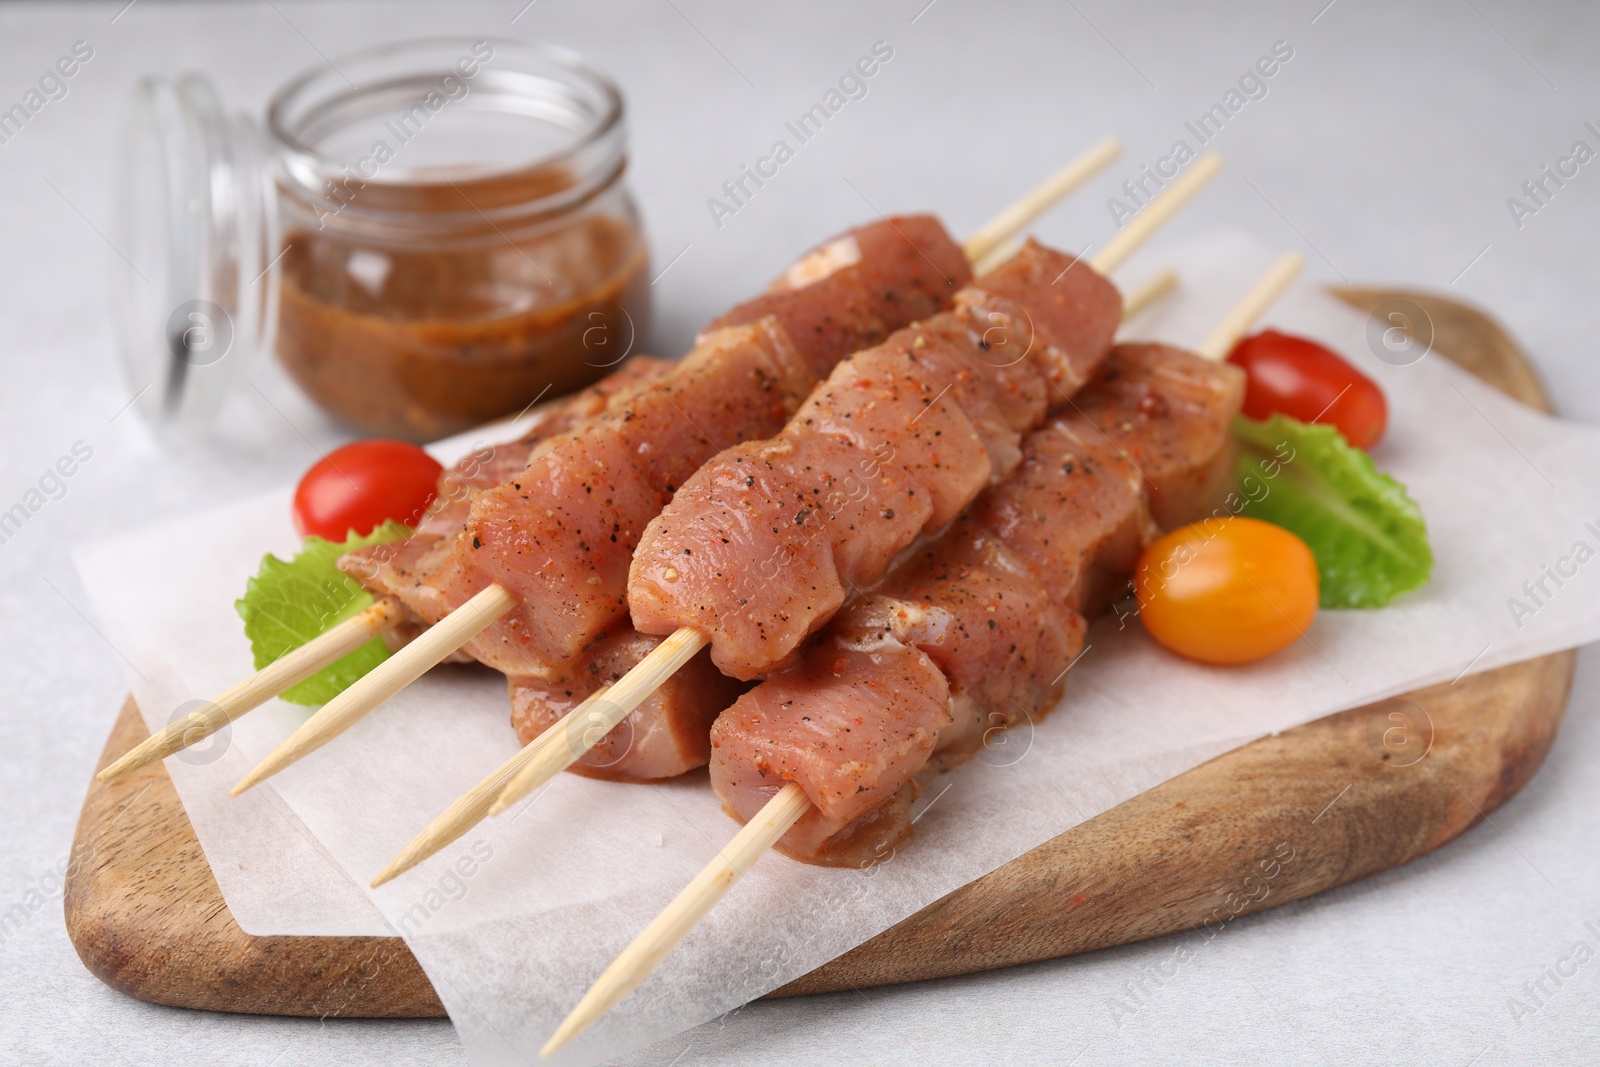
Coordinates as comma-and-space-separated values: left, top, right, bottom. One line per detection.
4, 2, 1597, 1064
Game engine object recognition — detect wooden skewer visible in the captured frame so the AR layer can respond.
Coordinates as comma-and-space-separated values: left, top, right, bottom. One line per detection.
1196, 250, 1304, 360
369, 683, 613, 888
1121, 268, 1178, 321
970, 232, 1023, 277
540, 782, 811, 1058
117, 387, 589, 781
489, 629, 710, 816
230, 584, 516, 795
969, 151, 1219, 280
96, 599, 403, 783
370, 268, 1186, 885
213, 140, 1122, 794
1089, 152, 1222, 276
540, 246, 1300, 1056
960, 136, 1121, 262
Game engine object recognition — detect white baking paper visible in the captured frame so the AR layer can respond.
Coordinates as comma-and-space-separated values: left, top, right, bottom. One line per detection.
76, 230, 1600, 1064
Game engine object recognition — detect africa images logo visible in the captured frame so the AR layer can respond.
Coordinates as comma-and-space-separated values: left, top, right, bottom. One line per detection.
705, 41, 896, 229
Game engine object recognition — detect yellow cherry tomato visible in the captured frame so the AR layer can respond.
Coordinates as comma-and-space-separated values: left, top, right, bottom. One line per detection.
1134, 516, 1319, 665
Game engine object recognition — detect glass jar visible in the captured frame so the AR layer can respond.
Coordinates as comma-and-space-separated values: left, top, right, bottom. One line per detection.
113, 38, 650, 442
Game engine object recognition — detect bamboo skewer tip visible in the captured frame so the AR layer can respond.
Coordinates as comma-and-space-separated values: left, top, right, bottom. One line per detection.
369, 683, 616, 888
98, 601, 403, 784
1120, 268, 1179, 322
1196, 250, 1305, 361
1089, 152, 1223, 277
369, 745, 536, 887
540, 782, 811, 1057
959, 135, 1121, 263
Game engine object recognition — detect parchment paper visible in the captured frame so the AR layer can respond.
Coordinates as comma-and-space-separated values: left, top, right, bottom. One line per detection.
75, 231, 1600, 1064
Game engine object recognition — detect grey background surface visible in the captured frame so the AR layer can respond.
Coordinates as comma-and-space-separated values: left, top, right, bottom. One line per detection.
3, 1, 1598, 1064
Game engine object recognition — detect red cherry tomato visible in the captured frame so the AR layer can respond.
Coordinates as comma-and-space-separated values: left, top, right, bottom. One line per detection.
1135, 517, 1319, 665
1227, 329, 1388, 449
292, 439, 443, 541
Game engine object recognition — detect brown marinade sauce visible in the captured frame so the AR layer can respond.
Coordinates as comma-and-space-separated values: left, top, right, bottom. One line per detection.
276, 173, 649, 442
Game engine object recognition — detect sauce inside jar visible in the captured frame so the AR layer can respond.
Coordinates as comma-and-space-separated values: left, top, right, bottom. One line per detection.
266, 39, 648, 442
277, 178, 648, 442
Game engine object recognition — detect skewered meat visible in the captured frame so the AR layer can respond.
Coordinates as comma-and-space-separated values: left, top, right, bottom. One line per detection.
709, 343, 1246, 865
705, 216, 973, 381
631, 240, 1123, 681
500, 241, 1126, 783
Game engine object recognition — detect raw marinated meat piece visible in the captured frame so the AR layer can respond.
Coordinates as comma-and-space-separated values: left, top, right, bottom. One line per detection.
633, 242, 1122, 680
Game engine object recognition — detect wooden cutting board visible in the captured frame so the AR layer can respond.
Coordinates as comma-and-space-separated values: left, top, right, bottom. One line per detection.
63, 289, 1576, 1016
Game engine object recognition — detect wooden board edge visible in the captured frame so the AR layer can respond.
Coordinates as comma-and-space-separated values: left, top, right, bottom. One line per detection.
63, 696, 447, 1018
1331, 287, 1553, 412
773, 650, 1574, 995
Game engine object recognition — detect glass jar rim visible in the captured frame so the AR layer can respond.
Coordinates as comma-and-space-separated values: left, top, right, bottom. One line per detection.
264, 36, 626, 227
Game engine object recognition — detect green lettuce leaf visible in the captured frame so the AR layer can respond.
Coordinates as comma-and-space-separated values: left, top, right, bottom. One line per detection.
1233, 415, 1432, 609
235, 521, 411, 705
